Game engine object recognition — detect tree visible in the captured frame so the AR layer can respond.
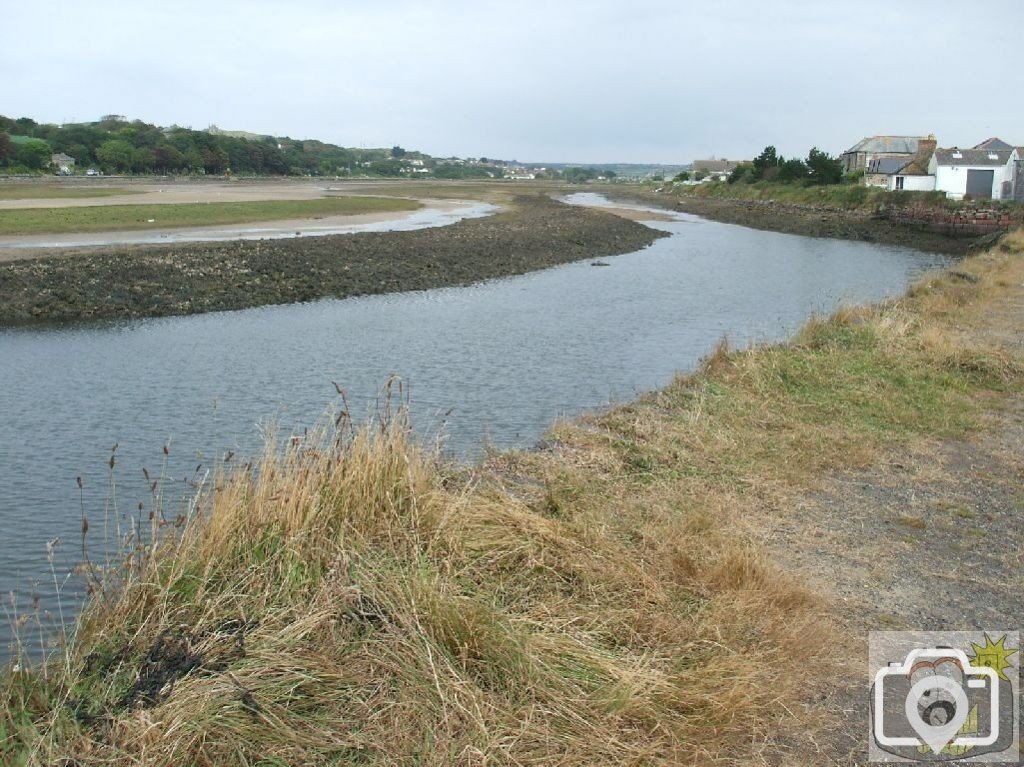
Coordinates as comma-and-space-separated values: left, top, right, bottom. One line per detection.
183, 148, 206, 173
672, 171, 690, 182
202, 148, 230, 174
805, 147, 843, 185
14, 117, 38, 136
368, 159, 403, 176
728, 162, 755, 184
63, 143, 92, 167
96, 139, 135, 172
0, 132, 12, 166
752, 145, 781, 179
131, 147, 156, 173
17, 139, 51, 169
777, 158, 808, 182
390, 145, 406, 158
153, 144, 184, 173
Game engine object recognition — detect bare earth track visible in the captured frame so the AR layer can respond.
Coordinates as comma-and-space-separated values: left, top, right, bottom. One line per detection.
763, 249, 1024, 764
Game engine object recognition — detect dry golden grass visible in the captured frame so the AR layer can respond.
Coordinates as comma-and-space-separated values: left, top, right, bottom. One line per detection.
2, 230, 1022, 766
2, 412, 829, 766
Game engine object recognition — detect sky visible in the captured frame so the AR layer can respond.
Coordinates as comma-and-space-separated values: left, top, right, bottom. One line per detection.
3, 0, 1020, 164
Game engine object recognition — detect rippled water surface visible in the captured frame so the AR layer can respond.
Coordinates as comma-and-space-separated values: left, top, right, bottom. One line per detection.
0, 194, 952, 658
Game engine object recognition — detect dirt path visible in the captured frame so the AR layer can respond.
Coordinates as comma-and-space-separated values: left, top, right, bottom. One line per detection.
764, 251, 1024, 764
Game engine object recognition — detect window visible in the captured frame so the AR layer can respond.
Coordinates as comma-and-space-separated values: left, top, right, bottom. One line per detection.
895, 176, 905, 190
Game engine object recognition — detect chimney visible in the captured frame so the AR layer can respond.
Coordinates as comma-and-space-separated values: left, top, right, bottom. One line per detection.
911, 134, 937, 171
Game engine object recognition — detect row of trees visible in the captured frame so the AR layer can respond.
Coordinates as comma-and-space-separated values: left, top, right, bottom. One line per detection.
729, 145, 845, 186
0, 115, 420, 176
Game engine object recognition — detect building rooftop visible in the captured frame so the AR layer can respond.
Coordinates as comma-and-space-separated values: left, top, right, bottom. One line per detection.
843, 136, 925, 155
973, 137, 1013, 151
933, 148, 1012, 167
867, 157, 910, 175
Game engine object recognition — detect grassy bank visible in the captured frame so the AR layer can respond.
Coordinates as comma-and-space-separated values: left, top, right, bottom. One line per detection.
3, 228, 1020, 764
0, 186, 145, 201
679, 179, 953, 209
0, 196, 421, 236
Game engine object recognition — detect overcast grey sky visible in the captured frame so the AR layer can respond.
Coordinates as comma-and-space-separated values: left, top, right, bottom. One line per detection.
3, 0, 1020, 163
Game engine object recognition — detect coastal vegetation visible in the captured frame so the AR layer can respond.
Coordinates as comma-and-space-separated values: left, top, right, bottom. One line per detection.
0, 114, 395, 177
682, 176, 952, 209
0, 196, 420, 236
2, 227, 1020, 765
727, 145, 845, 186
0, 114, 622, 182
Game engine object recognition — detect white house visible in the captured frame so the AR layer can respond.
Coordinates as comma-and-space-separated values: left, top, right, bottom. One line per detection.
865, 157, 937, 191
889, 167, 936, 192
929, 148, 1017, 201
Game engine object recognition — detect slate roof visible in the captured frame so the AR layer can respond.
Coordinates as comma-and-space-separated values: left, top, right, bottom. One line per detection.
843, 136, 924, 155
973, 137, 1013, 151
933, 149, 1012, 167
867, 157, 910, 175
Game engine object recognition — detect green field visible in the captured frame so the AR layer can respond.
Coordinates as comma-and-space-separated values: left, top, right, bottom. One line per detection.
0, 185, 144, 201
0, 196, 422, 235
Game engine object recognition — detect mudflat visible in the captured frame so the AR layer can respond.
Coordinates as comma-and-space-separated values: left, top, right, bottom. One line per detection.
0, 198, 475, 261
0, 194, 666, 325
0, 179, 377, 210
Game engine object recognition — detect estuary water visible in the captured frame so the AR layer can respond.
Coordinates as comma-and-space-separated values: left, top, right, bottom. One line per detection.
0, 194, 951, 659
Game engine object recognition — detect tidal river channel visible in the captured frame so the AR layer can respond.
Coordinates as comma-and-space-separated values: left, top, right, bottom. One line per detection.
0, 193, 951, 659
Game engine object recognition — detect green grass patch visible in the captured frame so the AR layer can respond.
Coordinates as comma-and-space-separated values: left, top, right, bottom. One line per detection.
0, 196, 421, 235
683, 179, 954, 210
0, 185, 145, 201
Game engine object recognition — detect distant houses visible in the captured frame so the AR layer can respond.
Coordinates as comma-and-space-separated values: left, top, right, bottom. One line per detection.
50, 153, 75, 175
691, 159, 741, 180
845, 133, 1022, 201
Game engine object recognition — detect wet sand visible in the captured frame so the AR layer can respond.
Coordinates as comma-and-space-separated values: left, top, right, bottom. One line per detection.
0, 199, 492, 262
0, 180, 379, 210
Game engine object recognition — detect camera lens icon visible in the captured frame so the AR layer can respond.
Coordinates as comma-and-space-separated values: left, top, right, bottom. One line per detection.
874, 648, 1000, 755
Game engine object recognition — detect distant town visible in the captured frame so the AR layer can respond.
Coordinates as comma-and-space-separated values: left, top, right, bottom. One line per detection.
2, 115, 1022, 202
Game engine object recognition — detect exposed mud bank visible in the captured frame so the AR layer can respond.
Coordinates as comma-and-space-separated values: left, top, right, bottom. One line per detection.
609, 189, 989, 255
0, 195, 665, 326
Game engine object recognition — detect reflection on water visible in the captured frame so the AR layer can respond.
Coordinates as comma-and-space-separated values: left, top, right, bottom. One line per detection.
0, 195, 951, 658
